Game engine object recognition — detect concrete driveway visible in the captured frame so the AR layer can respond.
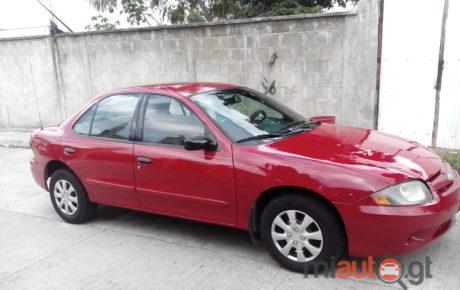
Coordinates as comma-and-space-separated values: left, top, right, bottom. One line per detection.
0, 147, 459, 289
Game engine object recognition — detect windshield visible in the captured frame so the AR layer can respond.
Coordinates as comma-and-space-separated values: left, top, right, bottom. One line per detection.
190, 88, 307, 142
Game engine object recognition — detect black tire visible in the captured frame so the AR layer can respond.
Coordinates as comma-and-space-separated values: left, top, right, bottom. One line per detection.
260, 194, 346, 273
49, 169, 97, 224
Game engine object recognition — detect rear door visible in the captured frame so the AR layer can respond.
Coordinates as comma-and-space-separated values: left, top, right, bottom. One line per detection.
133, 94, 236, 225
62, 94, 141, 207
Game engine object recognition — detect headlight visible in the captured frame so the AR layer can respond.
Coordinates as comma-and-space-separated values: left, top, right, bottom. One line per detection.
371, 180, 433, 205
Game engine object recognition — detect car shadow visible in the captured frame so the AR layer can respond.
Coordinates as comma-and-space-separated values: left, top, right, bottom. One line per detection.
90, 205, 271, 263
91, 205, 448, 269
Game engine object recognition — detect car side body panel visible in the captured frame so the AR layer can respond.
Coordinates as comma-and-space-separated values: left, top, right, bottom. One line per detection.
60, 133, 138, 208
232, 143, 390, 229
30, 126, 65, 190
134, 143, 236, 225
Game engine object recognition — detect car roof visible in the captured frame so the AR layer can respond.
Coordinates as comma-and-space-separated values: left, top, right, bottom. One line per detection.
107, 82, 238, 98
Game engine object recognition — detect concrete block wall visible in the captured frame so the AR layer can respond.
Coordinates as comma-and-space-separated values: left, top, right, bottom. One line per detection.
0, 37, 62, 128
0, 0, 379, 130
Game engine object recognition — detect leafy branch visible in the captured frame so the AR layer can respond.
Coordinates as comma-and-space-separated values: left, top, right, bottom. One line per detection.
85, 0, 358, 30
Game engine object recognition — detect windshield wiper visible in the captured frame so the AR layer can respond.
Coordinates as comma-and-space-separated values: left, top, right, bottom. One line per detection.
277, 120, 306, 132
237, 121, 320, 144
236, 133, 284, 143
276, 120, 320, 134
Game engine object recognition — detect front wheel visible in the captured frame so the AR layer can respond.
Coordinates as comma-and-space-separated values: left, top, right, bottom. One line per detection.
49, 169, 97, 224
260, 194, 346, 273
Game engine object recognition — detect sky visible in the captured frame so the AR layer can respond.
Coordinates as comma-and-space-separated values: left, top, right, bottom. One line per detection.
0, 0, 353, 38
0, 0, 142, 38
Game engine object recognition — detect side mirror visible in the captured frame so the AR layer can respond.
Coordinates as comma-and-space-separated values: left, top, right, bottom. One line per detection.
309, 115, 336, 124
184, 135, 217, 151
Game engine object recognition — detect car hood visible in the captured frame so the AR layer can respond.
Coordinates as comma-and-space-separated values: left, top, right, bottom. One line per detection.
266, 123, 443, 184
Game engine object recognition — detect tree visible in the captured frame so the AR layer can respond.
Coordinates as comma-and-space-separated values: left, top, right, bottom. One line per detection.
86, 0, 358, 30
86, 15, 120, 31
86, 0, 170, 27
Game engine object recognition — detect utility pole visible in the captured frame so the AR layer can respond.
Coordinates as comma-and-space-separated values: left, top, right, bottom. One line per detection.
431, 0, 449, 147
35, 0, 73, 33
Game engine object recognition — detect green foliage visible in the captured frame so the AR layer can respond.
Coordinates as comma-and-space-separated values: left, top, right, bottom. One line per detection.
86, 0, 169, 29
268, 1, 323, 16
187, 9, 205, 23
87, 0, 117, 12
120, 0, 149, 25
435, 149, 460, 172
230, 0, 328, 19
85, 15, 120, 31
168, 3, 187, 24
86, 0, 358, 30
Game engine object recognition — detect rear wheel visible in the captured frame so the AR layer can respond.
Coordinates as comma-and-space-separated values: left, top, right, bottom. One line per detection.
49, 169, 97, 224
260, 194, 345, 273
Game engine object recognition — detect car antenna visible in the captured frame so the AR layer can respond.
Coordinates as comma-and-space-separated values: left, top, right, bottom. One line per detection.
29, 62, 43, 130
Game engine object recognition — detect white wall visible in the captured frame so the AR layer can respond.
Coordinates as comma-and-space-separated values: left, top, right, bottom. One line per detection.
379, 0, 460, 150
378, 0, 445, 146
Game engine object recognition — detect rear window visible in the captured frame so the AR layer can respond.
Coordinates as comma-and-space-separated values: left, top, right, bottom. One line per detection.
73, 104, 96, 135
90, 95, 139, 140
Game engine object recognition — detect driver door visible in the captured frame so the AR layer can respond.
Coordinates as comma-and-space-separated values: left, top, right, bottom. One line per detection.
134, 94, 236, 225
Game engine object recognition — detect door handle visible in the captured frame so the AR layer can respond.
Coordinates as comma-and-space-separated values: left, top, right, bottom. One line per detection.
137, 156, 152, 164
64, 147, 75, 155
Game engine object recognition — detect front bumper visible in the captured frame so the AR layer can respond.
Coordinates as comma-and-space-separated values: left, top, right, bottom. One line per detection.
336, 172, 460, 257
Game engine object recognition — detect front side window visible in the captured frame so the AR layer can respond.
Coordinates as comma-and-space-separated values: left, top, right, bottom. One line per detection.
73, 104, 96, 135
142, 95, 205, 146
90, 94, 139, 140
190, 88, 305, 142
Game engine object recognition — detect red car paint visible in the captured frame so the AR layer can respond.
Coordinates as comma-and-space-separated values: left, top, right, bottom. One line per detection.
30, 82, 460, 257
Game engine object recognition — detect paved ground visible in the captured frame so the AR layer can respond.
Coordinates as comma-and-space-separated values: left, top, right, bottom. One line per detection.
0, 130, 32, 148
0, 147, 459, 289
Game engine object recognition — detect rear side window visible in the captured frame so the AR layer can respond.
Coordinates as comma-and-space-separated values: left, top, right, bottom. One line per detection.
142, 95, 205, 145
73, 104, 96, 135
90, 95, 139, 140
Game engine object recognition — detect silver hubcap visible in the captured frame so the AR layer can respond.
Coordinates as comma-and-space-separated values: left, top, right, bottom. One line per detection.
271, 210, 323, 262
54, 179, 78, 215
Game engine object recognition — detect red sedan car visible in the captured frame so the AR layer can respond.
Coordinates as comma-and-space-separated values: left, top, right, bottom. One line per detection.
30, 82, 460, 272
